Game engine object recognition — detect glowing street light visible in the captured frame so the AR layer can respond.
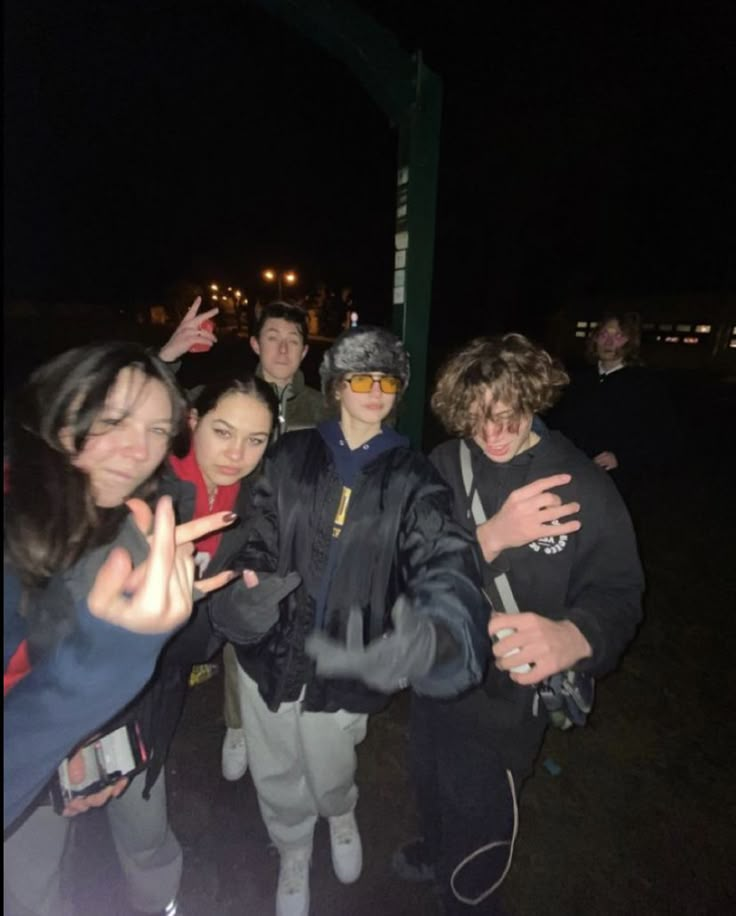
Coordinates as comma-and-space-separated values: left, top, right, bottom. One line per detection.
262, 268, 298, 300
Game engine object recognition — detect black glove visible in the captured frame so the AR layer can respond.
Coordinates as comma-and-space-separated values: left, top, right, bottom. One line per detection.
209, 571, 301, 644
304, 595, 437, 694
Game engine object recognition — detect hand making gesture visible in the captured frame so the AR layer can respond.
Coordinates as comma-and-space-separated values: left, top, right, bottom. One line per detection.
158, 296, 218, 362
87, 496, 236, 634
476, 473, 581, 562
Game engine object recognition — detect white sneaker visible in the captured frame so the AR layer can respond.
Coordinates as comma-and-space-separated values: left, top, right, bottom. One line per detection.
328, 810, 363, 884
221, 728, 247, 781
276, 847, 311, 916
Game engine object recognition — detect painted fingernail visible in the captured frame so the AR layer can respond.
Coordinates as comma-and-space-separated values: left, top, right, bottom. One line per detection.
223, 512, 238, 523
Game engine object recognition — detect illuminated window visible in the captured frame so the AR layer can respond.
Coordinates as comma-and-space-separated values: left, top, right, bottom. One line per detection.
659, 323, 673, 331
642, 322, 655, 330
676, 324, 691, 332
576, 320, 588, 328
589, 321, 599, 328
695, 324, 712, 334
682, 336, 699, 345
575, 330, 586, 338
664, 336, 680, 344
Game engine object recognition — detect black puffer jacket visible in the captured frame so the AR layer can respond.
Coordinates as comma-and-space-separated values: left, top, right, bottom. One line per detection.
232, 428, 490, 715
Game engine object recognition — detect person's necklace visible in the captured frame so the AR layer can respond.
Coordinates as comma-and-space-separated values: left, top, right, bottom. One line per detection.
208, 487, 217, 510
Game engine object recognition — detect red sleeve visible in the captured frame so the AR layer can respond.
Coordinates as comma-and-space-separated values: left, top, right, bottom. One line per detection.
4, 640, 31, 696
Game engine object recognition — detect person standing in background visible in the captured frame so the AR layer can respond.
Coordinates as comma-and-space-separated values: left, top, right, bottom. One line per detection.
548, 312, 677, 500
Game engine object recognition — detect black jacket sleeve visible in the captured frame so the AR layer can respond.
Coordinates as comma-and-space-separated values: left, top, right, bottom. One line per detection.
204, 461, 282, 643
397, 462, 490, 698
564, 472, 644, 677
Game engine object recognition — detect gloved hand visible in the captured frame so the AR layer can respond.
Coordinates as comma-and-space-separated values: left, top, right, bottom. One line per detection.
304, 595, 437, 694
209, 571, 301, 644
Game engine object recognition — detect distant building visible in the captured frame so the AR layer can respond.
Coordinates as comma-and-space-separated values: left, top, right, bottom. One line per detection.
548, 293, 736, 376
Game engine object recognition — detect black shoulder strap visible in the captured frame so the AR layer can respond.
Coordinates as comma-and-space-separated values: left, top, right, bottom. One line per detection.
459, 439, 486, 525
458, 440, 520, 616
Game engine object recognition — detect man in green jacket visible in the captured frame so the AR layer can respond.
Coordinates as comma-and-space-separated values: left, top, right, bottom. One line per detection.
250, 300, 327, 438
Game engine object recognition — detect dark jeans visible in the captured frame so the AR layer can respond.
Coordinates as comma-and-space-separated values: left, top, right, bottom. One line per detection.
408, 689, 545, 916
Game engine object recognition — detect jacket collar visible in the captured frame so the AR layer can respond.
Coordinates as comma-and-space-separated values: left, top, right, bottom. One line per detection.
255, 363, 307, 400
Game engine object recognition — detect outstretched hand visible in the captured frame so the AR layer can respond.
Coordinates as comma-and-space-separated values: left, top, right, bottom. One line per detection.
209, 569, 302, 644
305, 596, 436, 694
476, 474, 581, 562
87, 497, 236, 634
158, 296, 218, 362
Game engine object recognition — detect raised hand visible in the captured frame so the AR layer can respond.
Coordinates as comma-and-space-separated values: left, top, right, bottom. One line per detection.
87, 497, 236, 634
158, 296, 218, 362
488, 612, 592, 685
476, 473, 581, 562
593, 451, 619, 471
124, 498, 237, 595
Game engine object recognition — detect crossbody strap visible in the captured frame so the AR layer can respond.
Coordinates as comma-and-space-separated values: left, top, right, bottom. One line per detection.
458, 440, 520, 616
459, 439, 486, 526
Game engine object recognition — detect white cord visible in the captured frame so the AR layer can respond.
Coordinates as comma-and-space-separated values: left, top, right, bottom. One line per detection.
449, 768, 518, 906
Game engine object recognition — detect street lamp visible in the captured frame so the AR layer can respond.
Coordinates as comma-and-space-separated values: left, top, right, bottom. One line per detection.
262, 268, 298, 300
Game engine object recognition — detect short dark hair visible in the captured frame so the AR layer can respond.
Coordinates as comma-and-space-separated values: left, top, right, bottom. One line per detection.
190, 373, 279, 433
253, 300, 309, 342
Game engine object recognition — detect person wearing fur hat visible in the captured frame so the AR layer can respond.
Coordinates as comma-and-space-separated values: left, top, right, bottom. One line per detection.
225, 325, 490, 916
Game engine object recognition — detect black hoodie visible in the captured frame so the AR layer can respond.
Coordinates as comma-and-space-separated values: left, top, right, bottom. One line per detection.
430, 427, 644, 679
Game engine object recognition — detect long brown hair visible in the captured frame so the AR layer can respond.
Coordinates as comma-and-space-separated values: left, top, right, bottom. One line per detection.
585, 312, 642, 365
5, 342, 187, 595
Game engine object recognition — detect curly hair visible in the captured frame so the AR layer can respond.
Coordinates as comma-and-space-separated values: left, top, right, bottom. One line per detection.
431, 334, 569, 437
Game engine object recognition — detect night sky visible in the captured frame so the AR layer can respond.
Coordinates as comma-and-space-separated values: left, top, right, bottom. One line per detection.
5, 0, 736, 342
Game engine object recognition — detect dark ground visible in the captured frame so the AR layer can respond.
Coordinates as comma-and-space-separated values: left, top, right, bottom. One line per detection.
59, 364, 736, 916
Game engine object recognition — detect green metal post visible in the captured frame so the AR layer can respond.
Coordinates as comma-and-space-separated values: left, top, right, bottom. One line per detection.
252, 0, 443, 445
392, 54, 442, 446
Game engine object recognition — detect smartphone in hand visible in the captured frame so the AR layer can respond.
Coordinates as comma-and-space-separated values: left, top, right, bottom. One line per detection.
50, 723, 148, 813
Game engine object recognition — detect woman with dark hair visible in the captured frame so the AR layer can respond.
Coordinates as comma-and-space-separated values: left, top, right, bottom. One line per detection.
4, 359, 278, 916
4, 342, 235, 915
225, 325, 489, 916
